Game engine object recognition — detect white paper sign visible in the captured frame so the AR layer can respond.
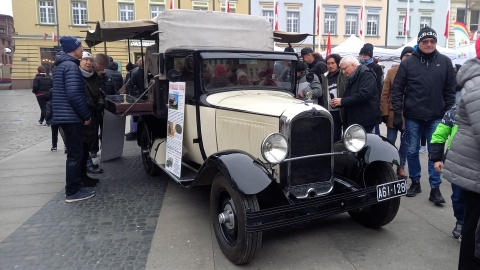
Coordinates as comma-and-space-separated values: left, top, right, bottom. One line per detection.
165, 82, 186, 178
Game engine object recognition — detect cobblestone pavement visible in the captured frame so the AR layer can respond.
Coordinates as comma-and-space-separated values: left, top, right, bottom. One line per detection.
0, 90, 51, 160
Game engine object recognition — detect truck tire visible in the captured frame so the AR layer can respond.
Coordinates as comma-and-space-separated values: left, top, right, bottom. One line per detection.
140, 128, 161, 176
210, 173, 262, 265
348, 162, 401, 228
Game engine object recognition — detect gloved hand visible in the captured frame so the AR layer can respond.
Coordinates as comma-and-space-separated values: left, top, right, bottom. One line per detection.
382, 115, 388, 124
393, 114, 403, 131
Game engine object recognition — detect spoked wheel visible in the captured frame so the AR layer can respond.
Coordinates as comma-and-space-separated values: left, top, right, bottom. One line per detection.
348, 162, 401, 228
140, 127, 161, 176
210, 173, 262, 265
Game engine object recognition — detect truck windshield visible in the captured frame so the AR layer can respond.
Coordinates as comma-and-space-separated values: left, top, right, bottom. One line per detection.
202, 58, 294, 92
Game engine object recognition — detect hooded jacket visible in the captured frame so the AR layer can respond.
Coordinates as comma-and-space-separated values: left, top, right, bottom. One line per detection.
443, 58, 480, 193
105, 61, 123, 93
391, 49, 456, 121
341, 65, 381, 128
51, 51, 90, 124
32, 73, 53, 96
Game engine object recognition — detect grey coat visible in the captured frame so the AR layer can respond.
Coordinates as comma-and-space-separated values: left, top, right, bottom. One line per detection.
443, 57, 480, 194
296, 73, 322, 104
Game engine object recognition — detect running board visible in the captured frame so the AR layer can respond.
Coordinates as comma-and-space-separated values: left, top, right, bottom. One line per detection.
158, 162, 198, 186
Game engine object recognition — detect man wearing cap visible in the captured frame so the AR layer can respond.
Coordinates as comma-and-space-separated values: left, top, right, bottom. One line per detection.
52, 36, 94, 202
391, 27, 456, 203
301, 47, 327, 82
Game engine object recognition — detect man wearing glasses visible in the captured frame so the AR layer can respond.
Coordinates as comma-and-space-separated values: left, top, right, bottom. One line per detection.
391, 27, 456, 204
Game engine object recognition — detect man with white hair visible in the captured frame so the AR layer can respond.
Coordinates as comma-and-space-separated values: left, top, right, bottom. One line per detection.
330, 55, 380, 133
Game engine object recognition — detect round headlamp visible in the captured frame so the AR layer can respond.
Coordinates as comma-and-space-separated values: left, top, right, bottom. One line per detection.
261, 133, 288, 164
343, 125, 367, 153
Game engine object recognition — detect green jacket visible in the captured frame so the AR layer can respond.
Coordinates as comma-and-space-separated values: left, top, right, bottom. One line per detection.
429, 104, 458, 162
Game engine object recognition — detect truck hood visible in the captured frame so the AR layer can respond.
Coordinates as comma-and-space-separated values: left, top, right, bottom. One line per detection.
206, 90, 309, 117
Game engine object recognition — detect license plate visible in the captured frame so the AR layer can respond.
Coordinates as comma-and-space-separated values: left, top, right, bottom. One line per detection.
376, 179, 407, 202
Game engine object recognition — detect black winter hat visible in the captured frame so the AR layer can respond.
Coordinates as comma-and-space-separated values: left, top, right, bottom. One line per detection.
300, 47, 313, 57
296, 61, 308, 72
417, 27, 437, 44
359, 43, 374, 58
400, 46, 414, 59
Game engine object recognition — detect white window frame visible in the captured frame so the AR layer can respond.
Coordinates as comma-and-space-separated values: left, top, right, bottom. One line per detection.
345, 8, 359, 36
72, 1, 87, 26
221, 2, 236, 13
262, 6, 274, 29
420, 16, 432, 29
119, 3, 135, 21
286, 12, 300, 33
366, 8, 380, 36
324, 6, 338, 35
192, 1, 209, 11
39, 0, 55, 24
150, 5, 164, 18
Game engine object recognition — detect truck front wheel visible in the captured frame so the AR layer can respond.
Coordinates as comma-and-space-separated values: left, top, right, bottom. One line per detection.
140, 127, 161, 176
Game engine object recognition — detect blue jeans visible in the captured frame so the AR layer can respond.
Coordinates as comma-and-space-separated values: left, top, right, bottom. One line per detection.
451, 183, 465, 224
404, 118, 442, 188
386, 127, 407, 168
60, 123, 84, 196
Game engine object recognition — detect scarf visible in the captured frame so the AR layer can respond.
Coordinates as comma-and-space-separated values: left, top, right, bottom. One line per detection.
80, 67, 94, 78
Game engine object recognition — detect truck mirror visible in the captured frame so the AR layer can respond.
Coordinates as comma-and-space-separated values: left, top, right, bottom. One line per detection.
306, 72, 314, 83
167, 69, 180, 82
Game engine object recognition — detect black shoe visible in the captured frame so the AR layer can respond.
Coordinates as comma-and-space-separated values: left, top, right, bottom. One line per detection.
406, 181, 422, 197
51, 146, 57, 152
87, 166, 104, 174
429, 187, 446, 204
452, 221, 462, 239
125, 132, 137, 141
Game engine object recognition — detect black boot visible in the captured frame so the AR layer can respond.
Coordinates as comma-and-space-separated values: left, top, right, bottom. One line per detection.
429, 187, 446, 204
406, 181, 422, 197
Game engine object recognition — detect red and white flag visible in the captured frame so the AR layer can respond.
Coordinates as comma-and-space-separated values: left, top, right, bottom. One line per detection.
274, 2, 278, 30
403, 10, 409, 36
52, 32, 57, 42
326, 32, 331, 56
444, 7, 450, 38
170, 0, 174, 9
359, 6, 363, 36
226, 0, 230, 13
316, 5, 320, 35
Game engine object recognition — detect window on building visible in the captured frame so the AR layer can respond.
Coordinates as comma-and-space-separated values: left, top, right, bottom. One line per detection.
324, 7, 338, 35
471, 10, 479, 31
420, 17, 431, 29
72, 1, 87, 25
39, 0, 55, 24
345, 11, 358, 35
40, 48, 58, 76
119, 3, 134, 21
286, 12, 299, 33
0, 28, 5, 34
221, 2, 235, 13
457, 9, 466, 24
150, 5, 164, 18
192, 1, 208, 10
262, 9, 274, 29
398, 15, 405, 36
366, 9, 380, 36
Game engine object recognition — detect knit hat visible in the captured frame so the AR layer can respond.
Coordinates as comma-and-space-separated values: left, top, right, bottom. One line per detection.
400, 46, 414, 59
296, 61, 308, 72
300, 47, 313, 57
81, 51, 93, 60
236, 69, 247, 80
60, 36, 82, 53
476, 37, 480, 59
417, 27, 437, 44
359, 43, 374, 58
214, 64, 227, 77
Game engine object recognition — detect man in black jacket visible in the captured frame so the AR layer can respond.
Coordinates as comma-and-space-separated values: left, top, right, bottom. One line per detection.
301, 47, 327, 82
105, 56, 123, 93
391, 27, 456, 203
330, 55, 380, 133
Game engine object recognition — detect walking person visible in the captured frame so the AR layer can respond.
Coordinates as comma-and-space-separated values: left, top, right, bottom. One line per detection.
442, 39, 480, 269
391, 27, 456, 203
330, 55, 380, 133
32, 66, 53, 126
51, 36, 94, 202
380, 46, 413, 179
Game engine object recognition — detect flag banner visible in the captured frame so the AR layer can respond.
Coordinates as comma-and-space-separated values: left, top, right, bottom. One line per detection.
170, 0, 173, 9
404, 10, 409, 36
52, 32, 57, 42
453, 22, 470, 59
227, 1, 230, 13
274, 2, 278, 31
444, 10, 450, 38
316, 5, 320, 35
43, 33, 47, 41
359, 7, 363, 36
326, 32, 331, 56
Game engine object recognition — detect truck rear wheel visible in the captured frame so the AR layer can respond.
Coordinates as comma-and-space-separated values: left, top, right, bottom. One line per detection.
140, 127, 161, 176
348, 162, 401, 228
210, 173, 262, 265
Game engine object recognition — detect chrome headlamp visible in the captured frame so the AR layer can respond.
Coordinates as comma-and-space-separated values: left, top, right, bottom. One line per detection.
343, 125, 367, 153
261, 133, 288, 164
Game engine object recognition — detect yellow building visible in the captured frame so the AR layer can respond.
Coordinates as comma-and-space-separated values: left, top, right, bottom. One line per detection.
12, 0, 248, 89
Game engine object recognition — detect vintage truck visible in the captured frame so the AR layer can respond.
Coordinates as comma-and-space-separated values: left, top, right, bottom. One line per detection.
86, 10, 406, 265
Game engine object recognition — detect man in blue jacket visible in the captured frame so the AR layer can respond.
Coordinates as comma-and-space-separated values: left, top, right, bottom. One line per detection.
391, 27, 456, 204
52, 36, 94, 202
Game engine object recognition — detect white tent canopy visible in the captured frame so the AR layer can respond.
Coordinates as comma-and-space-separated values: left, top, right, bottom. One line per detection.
320, 35, 399, 61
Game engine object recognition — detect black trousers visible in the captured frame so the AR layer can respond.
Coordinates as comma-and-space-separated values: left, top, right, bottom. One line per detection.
459, 189, 480, 270
36, 95, 49, 122
60, 123, 83, 196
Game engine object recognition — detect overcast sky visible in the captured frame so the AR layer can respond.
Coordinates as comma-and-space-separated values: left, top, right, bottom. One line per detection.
0, 0, 13, 16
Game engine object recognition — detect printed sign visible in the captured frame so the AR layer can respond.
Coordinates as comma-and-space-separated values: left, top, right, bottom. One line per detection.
454, 22, 471, 60
165, 82, 186, 178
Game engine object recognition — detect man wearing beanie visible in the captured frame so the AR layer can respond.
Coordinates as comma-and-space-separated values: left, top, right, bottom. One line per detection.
441, 37, 480, 269
52, 36, 94, 202
359, 43, 383, 135
381, 46, 413, 179
391, 27, 456, 204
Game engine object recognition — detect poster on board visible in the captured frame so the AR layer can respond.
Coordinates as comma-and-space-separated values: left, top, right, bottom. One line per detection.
165, 82, 185, 178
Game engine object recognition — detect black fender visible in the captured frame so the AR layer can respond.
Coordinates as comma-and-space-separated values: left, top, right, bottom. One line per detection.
191, 150, 273, 195
137, 115, 167, 146
333, 134, 400, 182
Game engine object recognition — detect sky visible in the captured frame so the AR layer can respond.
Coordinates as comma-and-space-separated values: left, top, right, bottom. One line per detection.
0, 0, 13, 16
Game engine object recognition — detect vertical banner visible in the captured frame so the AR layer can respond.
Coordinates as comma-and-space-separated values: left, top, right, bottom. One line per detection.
453, 22, 471, 60
444, 0, 451, 47
165, 82, 185, 178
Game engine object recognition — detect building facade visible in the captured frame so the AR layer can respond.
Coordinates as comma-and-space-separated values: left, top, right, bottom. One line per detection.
446, 0, 480, 48
0, 14, 15, 66
386, 0, 449, 48
11, 0, 248, 89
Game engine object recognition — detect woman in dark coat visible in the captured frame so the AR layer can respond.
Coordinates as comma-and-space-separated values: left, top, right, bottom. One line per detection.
32, 66, 53, 125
